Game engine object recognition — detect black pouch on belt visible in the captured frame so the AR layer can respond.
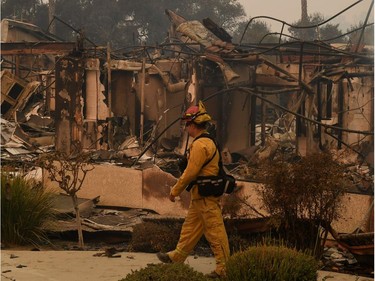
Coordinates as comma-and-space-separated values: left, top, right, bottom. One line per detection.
195, 176, 224, 197
195, 174, 236, 197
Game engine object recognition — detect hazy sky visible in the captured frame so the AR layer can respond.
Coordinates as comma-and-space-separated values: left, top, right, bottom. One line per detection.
237, 0, 374, 32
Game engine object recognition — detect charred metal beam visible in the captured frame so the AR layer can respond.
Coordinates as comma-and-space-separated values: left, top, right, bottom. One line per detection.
338, 81, 344, 149
202, 18, 232, 43
259, 22, 374, 45
255, 87, 300, 95
1, 42, 76, 55
326, 82, 333, 119
317, 80, 323, 149
296, 42, 305, 138
250, 95, 257, 146
255, 74, 299, 87
345, 72, 374, 78
355, 0, 374, 52
239, 42, 373, 62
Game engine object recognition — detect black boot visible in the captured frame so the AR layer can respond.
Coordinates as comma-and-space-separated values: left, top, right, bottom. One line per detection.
156, 252, 172, 263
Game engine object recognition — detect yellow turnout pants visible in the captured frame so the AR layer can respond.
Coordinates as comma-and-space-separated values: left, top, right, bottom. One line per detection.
167, 197, 230, 276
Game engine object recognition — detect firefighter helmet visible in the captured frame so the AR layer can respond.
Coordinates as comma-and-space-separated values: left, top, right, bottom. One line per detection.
182, 101, 211, 124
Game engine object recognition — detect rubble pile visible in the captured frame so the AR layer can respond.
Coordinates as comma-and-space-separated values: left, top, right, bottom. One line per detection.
322, 246, 374, 277
323, 246, 358, 269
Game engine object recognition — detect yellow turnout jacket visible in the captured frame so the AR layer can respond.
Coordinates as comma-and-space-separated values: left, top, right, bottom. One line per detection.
170, 132, 219, 200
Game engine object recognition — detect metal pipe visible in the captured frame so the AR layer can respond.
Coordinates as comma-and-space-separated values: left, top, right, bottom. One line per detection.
106, 43, 113, 149
139, 55, 146, 145
337, 81, 344, 149
355, 0, 374, 52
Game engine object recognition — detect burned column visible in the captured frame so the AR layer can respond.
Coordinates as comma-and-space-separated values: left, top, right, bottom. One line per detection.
55, 56, 84, 154
82, 58, 100, 150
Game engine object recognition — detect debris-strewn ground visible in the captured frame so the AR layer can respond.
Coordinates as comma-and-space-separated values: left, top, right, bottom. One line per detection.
11, 208, 372, 279
1, 247, 374, 281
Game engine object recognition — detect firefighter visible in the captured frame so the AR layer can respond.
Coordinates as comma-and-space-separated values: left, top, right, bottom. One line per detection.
156, 100, 230, 279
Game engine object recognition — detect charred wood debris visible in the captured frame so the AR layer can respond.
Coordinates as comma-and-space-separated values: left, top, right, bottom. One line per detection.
1, 9, 373, 195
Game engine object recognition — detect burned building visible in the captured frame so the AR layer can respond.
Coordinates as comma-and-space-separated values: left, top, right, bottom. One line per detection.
1, 9, 373, 251
2, 13, 373, 160
45, 11, 372, 165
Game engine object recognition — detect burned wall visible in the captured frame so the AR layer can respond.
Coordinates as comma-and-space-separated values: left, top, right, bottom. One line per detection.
341, 75, 373, 145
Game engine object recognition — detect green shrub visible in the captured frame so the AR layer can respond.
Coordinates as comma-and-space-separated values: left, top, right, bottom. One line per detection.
120, 263, 208, 281
225, 245, 319, 281
1, 173, 55, 246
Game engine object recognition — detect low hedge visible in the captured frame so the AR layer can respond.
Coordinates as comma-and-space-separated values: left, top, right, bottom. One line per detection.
120, 263, 208, 281
225, 245, 319, 281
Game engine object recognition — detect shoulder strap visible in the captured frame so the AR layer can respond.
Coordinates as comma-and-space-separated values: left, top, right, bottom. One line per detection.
186, 134, 225, 191
193, 133, 219, 169
198, 134, 226, 174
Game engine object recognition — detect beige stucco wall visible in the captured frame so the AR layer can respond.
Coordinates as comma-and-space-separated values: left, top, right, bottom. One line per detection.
44, 164, 143, 209
43, 164, 373, 233
331, 193, 374, 233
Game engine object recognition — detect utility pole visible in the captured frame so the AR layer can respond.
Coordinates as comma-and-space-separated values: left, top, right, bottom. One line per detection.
301, 0, 308, 40
48, 0, 56, 34
139, 54, 146, 145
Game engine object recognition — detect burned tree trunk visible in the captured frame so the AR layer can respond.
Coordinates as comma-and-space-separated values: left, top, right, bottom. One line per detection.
71, 194, 84, 247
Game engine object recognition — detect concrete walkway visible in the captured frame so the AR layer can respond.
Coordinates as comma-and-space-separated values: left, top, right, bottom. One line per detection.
1, 250, 373, 281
